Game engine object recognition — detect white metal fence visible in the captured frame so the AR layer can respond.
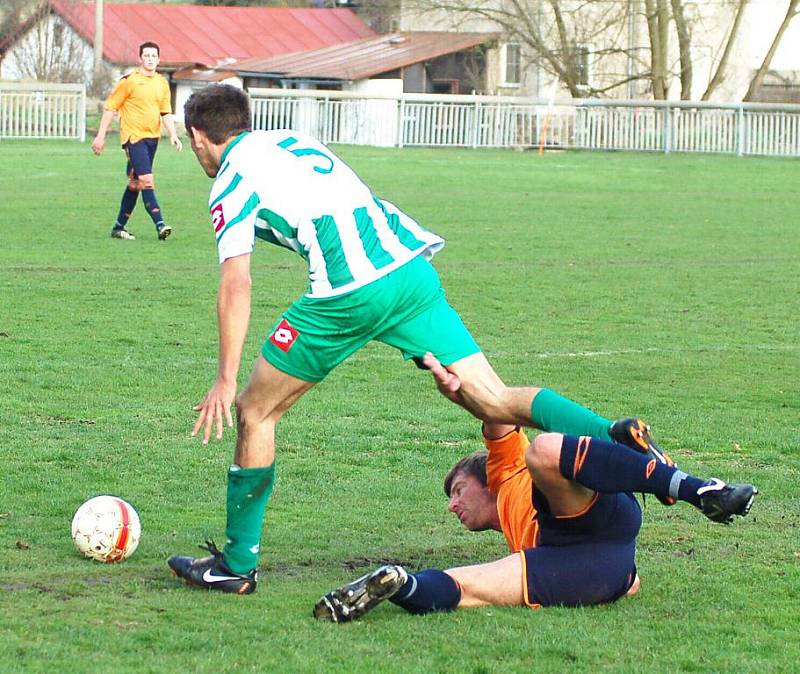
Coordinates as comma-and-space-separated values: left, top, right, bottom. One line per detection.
249, 87, 800, 157
0, 82, 86, 141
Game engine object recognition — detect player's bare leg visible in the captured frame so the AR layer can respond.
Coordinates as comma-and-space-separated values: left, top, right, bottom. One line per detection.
423, 351, 536, 425
523, 433, 596, 516
170, 356, 314, 592
423, 352, 614, 441
234, 355, 315, 467
446, 554, 525, 608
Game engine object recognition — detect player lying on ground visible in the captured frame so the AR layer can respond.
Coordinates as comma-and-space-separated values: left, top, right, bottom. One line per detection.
170, 84, 696, 594
314, 361, 757, 621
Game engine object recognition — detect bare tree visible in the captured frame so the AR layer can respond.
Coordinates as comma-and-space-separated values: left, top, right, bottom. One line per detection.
642, 0, 669, 99
0, 0, 40, 47
670, 0, 691, 99
701, 0, 749, 101
743, 0, 800, 101
7, 0, 88, 83
405, 0, 637, 97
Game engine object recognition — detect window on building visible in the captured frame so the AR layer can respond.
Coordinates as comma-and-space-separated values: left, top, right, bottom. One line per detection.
574, 43, 592, 88
53, 23, 64, 49
504, 43, 521, 85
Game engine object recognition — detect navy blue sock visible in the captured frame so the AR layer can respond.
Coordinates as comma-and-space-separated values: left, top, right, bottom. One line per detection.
558, 435, 706, 506
141, 188, 164, 227
389, 569, 461, 615
115, 187, 139, 228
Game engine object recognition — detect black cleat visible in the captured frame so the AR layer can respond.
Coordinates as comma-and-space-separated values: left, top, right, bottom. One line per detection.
314, 564, 408, 623
168, 540, 257, 594
110, 227, 135, 240
157, 223, 172, 240
610, 417, 677, 505
697, 479, 758, 524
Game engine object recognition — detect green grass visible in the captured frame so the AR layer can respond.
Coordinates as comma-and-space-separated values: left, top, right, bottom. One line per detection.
0, 140, 798, 673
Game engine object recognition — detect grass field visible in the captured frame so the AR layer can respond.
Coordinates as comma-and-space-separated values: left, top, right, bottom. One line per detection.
0, 139, 798, 674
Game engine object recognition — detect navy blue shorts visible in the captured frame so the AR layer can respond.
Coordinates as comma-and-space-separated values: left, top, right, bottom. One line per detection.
124, 138, 159, 178
521, 489, 642, 608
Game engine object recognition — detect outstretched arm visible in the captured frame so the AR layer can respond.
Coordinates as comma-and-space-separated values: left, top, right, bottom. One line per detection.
192, 253, 252, 445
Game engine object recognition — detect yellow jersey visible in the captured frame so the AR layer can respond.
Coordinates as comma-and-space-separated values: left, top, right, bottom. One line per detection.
485, 428, 539, 552
105, 70, 172, 144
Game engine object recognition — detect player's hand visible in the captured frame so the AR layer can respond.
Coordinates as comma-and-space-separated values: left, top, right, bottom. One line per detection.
422, 352, 465, 404
91, 136, 105, 155
192, 379, 236, 445
171, 136, 183, 152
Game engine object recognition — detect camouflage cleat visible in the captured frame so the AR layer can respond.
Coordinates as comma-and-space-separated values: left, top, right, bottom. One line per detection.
314, 564, 408, 623
610, 417, 678, 505
168, 540, 257, 594
697, 479, 758, 524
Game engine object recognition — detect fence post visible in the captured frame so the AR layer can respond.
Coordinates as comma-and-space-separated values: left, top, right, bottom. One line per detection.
397, 97, 405, 148
663, 105, 671, 154
472, 100, 480, 148
79, 85, 86, 143
736, 104, 745, 157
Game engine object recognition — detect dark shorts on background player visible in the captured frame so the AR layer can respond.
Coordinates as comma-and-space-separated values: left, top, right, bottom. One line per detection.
124, 137, 159, 178
260, 255, 481, 382
521, 490, 642, 608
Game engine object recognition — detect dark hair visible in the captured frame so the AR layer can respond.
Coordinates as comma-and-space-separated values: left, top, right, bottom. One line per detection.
443, 450, 488, 497
184, 84, 252, 145
139, 42, 160, 57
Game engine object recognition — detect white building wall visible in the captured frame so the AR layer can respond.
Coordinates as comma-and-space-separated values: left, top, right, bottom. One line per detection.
0, 15, 96, 83
397, 0, 800, 102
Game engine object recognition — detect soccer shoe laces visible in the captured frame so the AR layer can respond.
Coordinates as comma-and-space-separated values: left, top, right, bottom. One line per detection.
198, 539, 224, 558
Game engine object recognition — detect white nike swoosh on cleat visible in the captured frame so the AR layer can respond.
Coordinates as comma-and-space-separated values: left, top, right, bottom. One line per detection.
202, 569, 242, 583
697, 477, 725, 496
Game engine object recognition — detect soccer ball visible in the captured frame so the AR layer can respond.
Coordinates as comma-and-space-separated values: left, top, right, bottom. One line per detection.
71, 495, 141, 563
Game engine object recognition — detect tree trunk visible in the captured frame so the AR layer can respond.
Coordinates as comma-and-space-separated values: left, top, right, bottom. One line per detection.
702, 0, 749, 101
548, 0, 580, 96
671, 0, 692, 99
644, 0, 669, 99
743, 0, 800, 101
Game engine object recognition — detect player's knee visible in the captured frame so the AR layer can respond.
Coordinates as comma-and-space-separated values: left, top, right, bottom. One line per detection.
127, 178, 139, 191
138, 174, 154, 190
235, 394, 279, 432
525, 433, 562, 474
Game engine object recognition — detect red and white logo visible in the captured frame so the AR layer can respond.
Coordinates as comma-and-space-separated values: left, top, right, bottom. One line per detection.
211, 203, 226, 233
269, 319, 299, 352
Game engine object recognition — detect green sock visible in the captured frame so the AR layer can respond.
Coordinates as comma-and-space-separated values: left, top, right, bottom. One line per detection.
530, 388, 612, 441
222, 463, 275, 574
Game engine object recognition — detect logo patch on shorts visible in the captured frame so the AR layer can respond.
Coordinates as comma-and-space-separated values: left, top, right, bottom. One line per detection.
269, 319, 299, 352
211, 203, 226, 234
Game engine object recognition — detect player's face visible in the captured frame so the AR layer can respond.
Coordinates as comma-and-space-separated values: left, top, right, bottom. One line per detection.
139, 48, 160, 73
448, 472, 497, 532
189, 128, 219, 178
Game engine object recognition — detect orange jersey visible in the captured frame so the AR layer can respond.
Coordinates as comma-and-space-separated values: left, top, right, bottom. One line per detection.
485, 428, 538, 552
105, 70, 172, 144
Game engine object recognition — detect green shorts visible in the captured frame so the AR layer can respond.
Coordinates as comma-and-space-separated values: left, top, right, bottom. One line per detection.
261, 255, 480, 382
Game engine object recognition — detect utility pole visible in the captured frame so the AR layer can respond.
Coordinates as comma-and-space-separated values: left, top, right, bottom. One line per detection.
627, 0, 635, 98
93, 0, 103, 88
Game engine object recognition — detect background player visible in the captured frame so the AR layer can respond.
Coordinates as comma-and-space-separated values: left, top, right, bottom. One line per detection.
91, 41, 181, 241
314, 410, 758, 621
169, 84, 683, 594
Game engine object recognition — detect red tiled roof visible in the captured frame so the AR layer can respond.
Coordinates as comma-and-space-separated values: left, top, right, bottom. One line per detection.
49, 0, 376, 68
230, 31, 499, 81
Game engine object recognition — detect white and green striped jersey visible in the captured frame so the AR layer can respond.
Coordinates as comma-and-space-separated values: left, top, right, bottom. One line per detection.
208, 130, 445, 298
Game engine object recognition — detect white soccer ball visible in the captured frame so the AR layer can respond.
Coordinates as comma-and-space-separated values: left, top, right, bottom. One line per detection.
71, 495, 141, 563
